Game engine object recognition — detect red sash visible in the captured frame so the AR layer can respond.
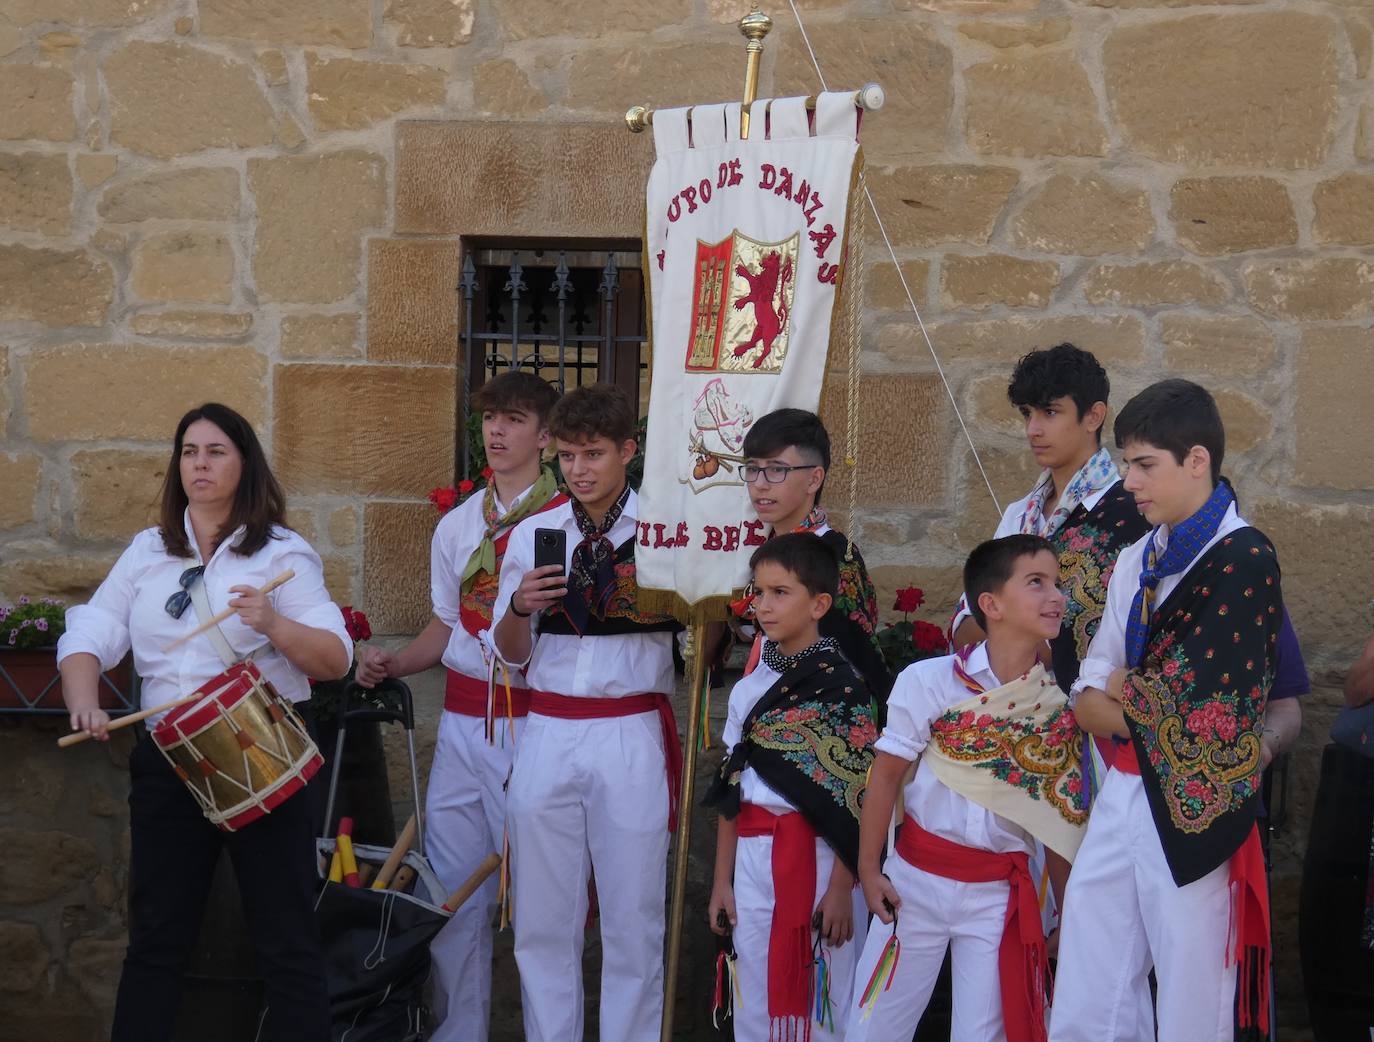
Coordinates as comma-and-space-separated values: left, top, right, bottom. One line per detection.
528, 691, 683, 832
1110, 738, 1141, 775
444, 668, 531, 718
896, 817, 1048, 1042
737, 803, 817, 1036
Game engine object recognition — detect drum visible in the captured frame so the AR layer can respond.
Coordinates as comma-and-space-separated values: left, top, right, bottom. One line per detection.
152, 661, 323, 831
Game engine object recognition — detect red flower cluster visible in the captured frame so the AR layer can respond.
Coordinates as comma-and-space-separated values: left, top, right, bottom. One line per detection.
340, 605, 372, 643
481, 466, 494, 480
893, 586, 925, 614
911, 619, 948, 654
428, 486, 458, 513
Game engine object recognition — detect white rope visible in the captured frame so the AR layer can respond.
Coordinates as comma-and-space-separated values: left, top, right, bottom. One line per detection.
784, 0, 1002, 515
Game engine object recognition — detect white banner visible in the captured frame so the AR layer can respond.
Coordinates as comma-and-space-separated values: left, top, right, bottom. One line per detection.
637, 93, 863, 617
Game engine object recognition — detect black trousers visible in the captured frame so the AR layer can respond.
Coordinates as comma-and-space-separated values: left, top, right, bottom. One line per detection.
112, 722, 330, 1042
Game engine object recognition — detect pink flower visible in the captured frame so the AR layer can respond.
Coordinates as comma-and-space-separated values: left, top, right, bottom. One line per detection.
1007, 770, 1023, 784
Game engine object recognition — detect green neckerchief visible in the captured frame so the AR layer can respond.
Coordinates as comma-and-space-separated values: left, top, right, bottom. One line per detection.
460, 468, 561, 594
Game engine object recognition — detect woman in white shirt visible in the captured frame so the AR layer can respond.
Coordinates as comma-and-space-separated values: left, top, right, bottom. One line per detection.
58, 403, 352, 1042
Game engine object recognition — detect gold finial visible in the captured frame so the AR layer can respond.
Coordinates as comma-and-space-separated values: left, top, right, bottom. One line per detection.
739, 6, 772, 138
625, 105, 650, 133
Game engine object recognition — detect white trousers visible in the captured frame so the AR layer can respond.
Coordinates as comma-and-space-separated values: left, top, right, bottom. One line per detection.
1049, 768, 1234, 1042
426, 710, 520, 1042
732, 833, 861, 1042
506, 710, 670, 1042
845, 854, 1010, 1042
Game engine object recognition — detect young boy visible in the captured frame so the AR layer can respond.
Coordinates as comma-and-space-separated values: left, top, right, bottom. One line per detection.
849, 535, 1087, 1042
739, 408, 892, 700
1050, 379, 1281, 1042
492, 383, 681, 1042
705, 533, 878, 1042
354, 371, 563, 1042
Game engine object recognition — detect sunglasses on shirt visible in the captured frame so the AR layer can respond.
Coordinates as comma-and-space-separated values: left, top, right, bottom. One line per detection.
165, 566, 206, 620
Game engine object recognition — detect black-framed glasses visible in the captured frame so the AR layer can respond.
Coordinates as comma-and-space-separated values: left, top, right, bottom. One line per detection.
165, 566, 206, 620
739, 462, 817, 485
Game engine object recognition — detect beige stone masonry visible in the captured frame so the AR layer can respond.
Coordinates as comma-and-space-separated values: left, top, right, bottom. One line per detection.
867, 165, 1020, 247
940, 254, 1059, 309
1012, 174, 1154, 255
130, 311, 254, 339
0, 246, 112, 328
304, 54, 448, 132
199, 0, 373, 47
964, 52, 1107, 157
0, 153, 72, 235
1295, 327, 1374, 490
0, 66, 76, 141
279, 314, 361, 359
75, 154, 117, 188
1082, 261, 1227, 307
1159, 315, 1276, 377
957, 20, 1071, 48
473, 59, 546, 117
130, 232, 235, 304
1313, 173, 1374, 246
70, 450, 166, 540
385, 0, 476, 47
867, 260, 931, 309
366, 239, 461, 366
98, 168, 240, 223
3, 0, 174, 26
1243, 258, 1374, 321
1169, 177, 1298, 255
0, 453, 42, 529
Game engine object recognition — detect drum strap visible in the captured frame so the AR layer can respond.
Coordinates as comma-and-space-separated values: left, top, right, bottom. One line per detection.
187, 573, 240, 669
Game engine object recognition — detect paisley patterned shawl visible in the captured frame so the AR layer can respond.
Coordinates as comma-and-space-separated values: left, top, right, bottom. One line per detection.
1121, 526, 1281, 886
1048, 481, 1149, 694
924, 662, 1089, 862
704, 649, 877, 874
538, 536, 680, 637
818, 529, 894, 701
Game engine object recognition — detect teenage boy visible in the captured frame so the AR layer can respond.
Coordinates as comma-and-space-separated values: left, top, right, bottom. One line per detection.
739, 408, 892, 700
1050, 379, 1281, 1042
355, 371, 563, 1042
705, 533, 878, 1042
492, 383, 681, 1042
849, 535, 1086, 1042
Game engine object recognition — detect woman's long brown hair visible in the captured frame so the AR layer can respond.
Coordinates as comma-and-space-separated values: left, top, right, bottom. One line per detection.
158, 403, 288, 559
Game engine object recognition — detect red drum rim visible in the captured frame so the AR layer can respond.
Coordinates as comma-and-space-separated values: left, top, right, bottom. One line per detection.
214, 750, 324, 831
151, 661, 264, 749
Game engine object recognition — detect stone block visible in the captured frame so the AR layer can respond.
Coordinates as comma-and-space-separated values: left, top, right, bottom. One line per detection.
964, 52, 1106, 157
473, 59, 545, 117
275, 112, 306, 150
39, 31, 78, 65
0, 245, 112, 328
287, 502, 318, 542
71, 449, 167, 540
0, 453, 41, 529
867, 259, 930, 309
131, 310, 253, 339
363, 502, 438, 633
1248, 499, 1374, 652
305, 53, 447, 132
130, 231, 234, 304
898, 0, 1038, 11
958, 19, 1071, 47
259, 49, 288, 85
0, 23, 22, 58
200, 0, 372, 47
1213, 388, 1269, 453
0, 829, 100, 903
106, 42, 274, 159
968, 373, 1022, 436
321, 553, 357, 605
1159, 315, 1275, 377
1295, 327, 1374, 490
1243, 258, 1374, 321
386, 0, 475, 46
565, 38, 741, 115
24, 344, 266, 441
0, 553, 119, 603
501, 0, 690, 38
249, 150, 387, 303
75, 153, 117, 188
1360, 105, 1374, 161
775, 20, 953, 159
0, 346, 9, 431
0, 65, 75, 141
1169, 176, 1297, 255
330, 505, 358, 547
0, 151, 71, 234
1082, 261, 1227, 307
367, 239, 460, 365
709, 0, 849, 19
1011, 173, 1154, 255
274, 363, 455, 496
884, 314, 1145, 366
1313, 173, 1374, 245
280, 313, 361, 359
866, 164, 1019, 248
940, 254, 1059, 309
1103, 13, 1339, 168
3, 0, 173, 25
0, 922, 48, 993
818, 373, 951, 508
67, 937, 124, 1012
395, 122, 651, 237
98, 167, 240, 222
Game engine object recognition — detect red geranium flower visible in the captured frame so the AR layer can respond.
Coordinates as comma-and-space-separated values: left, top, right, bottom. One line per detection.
481, 466, 494, 480
893, 587, 925, 614
458, 479, 476, 495
428, 486, 459, 513
911, 619, 948, 654
340, 605, 372, 643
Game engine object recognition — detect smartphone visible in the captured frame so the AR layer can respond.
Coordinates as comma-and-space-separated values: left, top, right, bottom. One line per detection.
533, 527, 567, 575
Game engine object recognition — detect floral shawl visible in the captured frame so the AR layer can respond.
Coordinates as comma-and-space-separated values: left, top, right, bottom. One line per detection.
818, 529, 893, 702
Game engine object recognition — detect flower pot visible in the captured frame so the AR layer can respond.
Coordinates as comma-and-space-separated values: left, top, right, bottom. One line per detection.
0, 646, 135, 712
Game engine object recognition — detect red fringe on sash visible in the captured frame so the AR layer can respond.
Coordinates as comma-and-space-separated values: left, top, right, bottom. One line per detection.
1229, 825, 1271, 1035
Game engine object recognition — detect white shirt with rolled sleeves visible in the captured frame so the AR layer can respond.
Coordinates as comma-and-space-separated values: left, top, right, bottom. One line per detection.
56, 515, 351, 727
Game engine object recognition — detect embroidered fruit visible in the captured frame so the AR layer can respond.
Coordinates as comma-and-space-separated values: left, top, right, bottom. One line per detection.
701, 455, 720, 477
693, 458, 708, 480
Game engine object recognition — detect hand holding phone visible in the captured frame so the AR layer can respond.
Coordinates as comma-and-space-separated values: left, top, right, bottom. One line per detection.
512, 528, 568, 616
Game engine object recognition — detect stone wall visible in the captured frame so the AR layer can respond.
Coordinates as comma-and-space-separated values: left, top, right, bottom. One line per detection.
1, 0, 1371, 1036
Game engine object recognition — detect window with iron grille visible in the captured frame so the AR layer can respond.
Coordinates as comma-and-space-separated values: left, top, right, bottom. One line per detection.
457, 242, 649, 478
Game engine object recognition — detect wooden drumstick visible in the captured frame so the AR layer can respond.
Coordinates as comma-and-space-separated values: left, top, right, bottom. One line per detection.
441, 853, 502, 913
388, 865, 417, 893
371, 814, 417, 891
57, 691, 205, 748
163, 569, 295, 652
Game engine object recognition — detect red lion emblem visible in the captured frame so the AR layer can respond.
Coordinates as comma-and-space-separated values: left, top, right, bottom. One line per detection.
732, 250, 793, 368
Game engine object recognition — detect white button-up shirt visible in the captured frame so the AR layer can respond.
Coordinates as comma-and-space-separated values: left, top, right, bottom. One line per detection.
492, 489, 675, 698
877, 643, 1033, 855
57, 514, 352, 725
720, 657, 794, 815
1072, 502, 1246, 698
431, 482, 540, 682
